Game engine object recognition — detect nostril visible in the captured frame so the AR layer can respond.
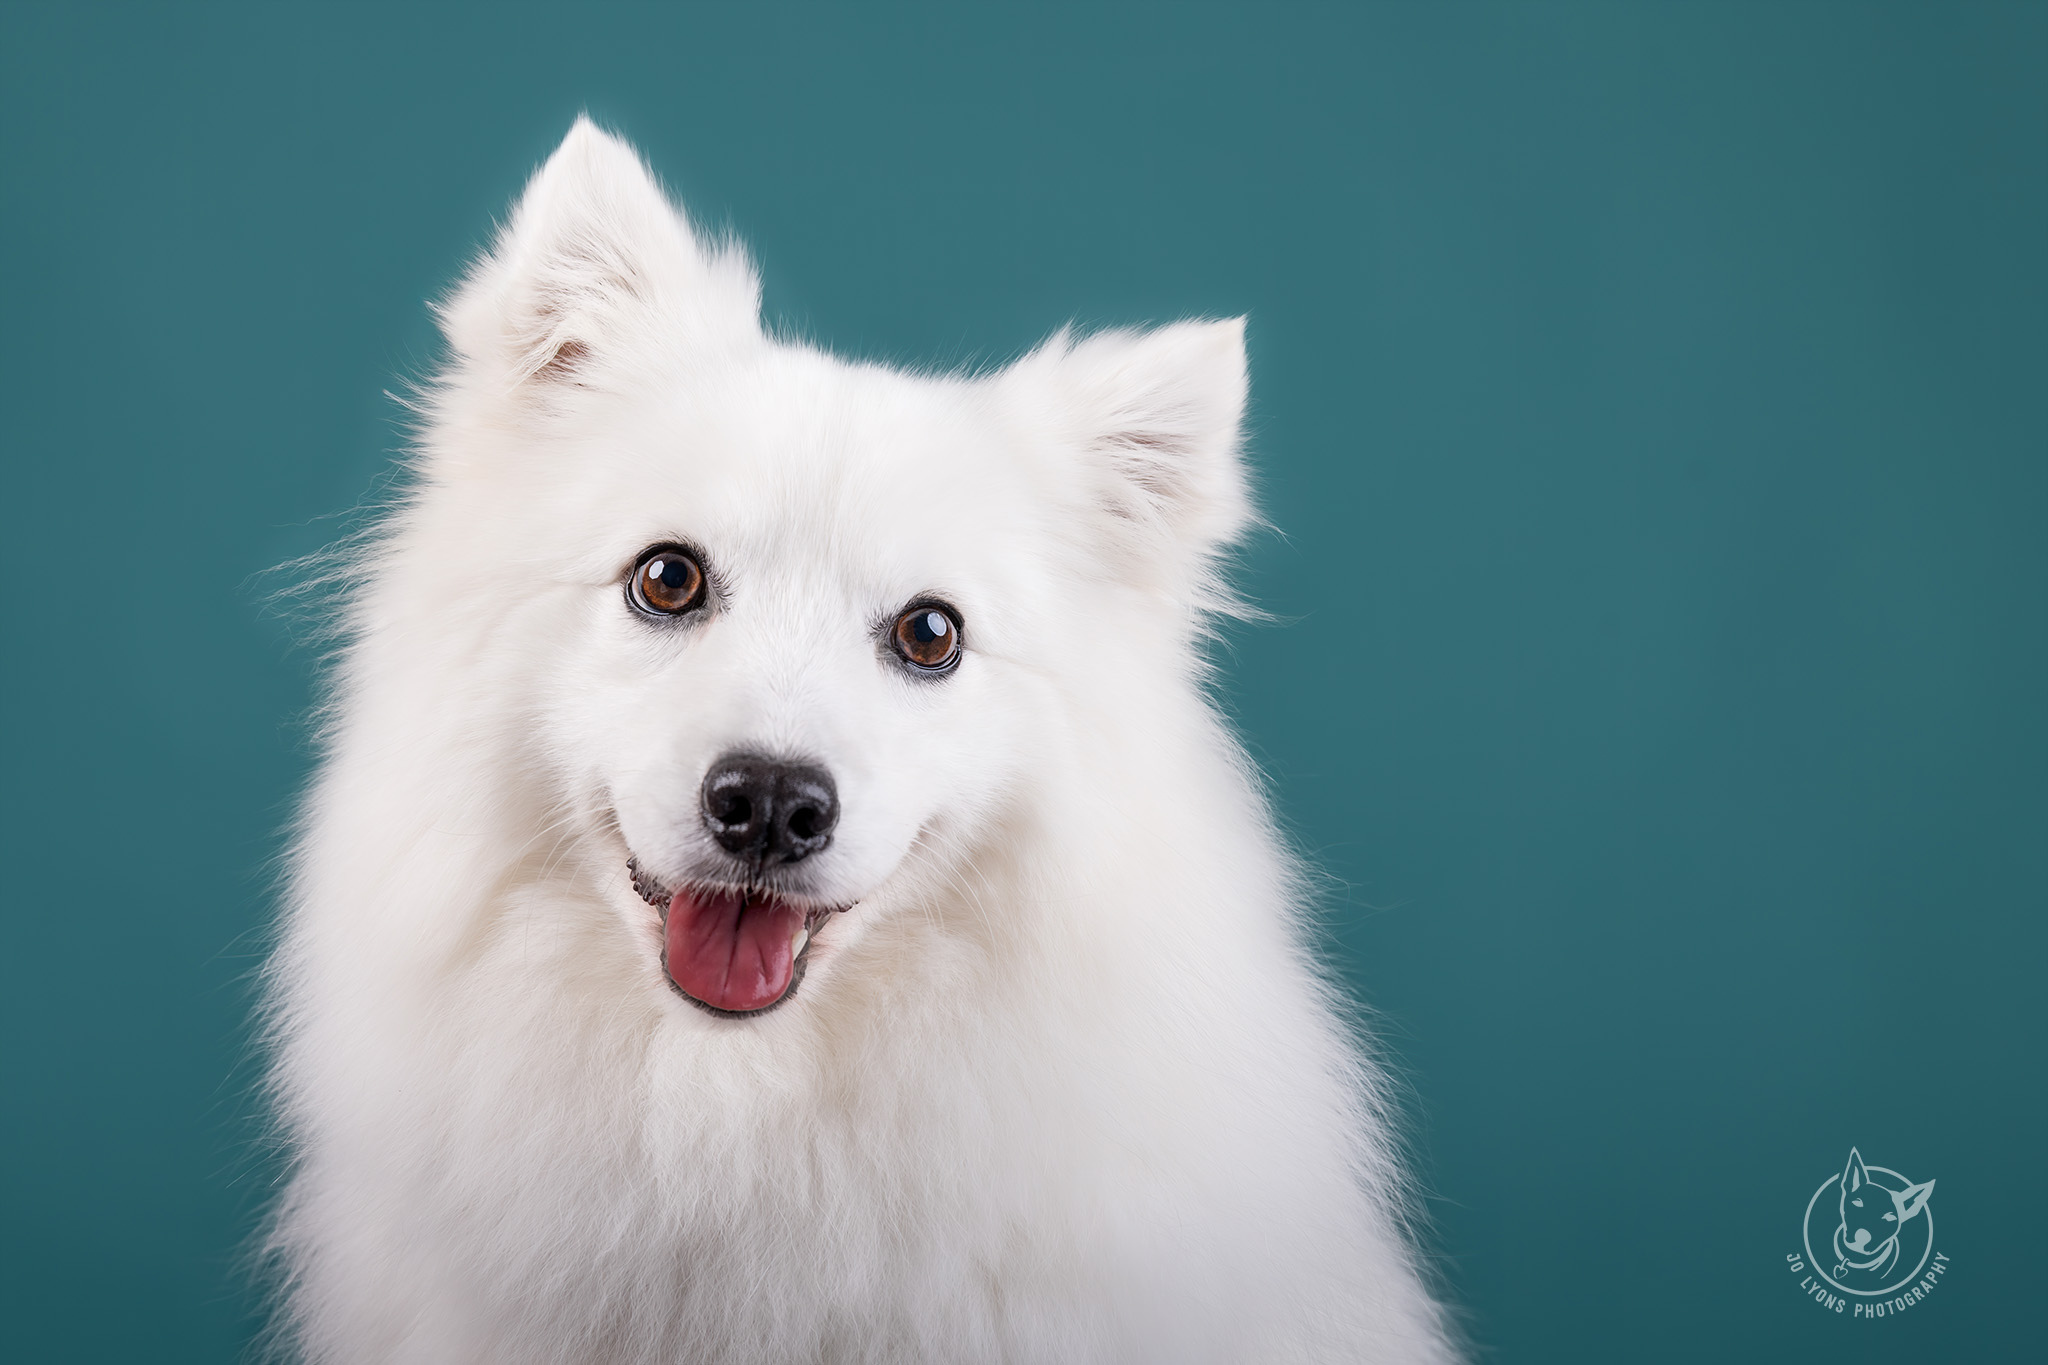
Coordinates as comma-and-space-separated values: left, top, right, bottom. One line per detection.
787, 806, 818, 840
714, 794, 753, 828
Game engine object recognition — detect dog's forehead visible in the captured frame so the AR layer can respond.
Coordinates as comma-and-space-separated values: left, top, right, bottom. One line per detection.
610, 349, 1049, 569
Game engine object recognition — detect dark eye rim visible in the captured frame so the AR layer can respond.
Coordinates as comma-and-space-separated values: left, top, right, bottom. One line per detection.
624, 541, 713, 619
884, 596, 966, 676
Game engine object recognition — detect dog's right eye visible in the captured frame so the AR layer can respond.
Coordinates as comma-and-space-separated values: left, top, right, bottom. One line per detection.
628, 547, 707, 616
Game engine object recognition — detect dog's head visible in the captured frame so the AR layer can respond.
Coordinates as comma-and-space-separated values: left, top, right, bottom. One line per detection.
1834, 1148, 1933, 1269
414, 121, 1252, 1017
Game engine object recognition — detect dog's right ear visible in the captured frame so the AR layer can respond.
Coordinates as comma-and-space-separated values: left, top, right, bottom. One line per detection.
437, 118, 760, 394
1842, 1148, 1869, 1194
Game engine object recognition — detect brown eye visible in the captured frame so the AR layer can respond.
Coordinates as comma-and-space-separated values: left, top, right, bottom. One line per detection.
629, 547, 706, 616
891, 603, 961, 672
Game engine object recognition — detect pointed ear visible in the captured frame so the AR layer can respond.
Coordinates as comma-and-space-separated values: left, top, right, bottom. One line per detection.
1842, 1149, 1868, 1193
1896, 1178, 1934, 1221
1006, 319, 1254, 586
437, 118, 759, 392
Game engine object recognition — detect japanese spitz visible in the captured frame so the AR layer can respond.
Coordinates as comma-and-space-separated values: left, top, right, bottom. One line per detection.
264, 119, 1455, 1364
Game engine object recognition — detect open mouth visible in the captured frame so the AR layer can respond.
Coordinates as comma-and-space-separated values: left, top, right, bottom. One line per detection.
629, 858, 842, 1017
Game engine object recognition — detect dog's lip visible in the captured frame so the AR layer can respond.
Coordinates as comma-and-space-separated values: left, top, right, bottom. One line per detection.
626, 856, 845, 930
626, 857, 847, 1017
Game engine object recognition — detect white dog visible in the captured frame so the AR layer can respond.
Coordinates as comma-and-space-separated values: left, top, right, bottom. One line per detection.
264, 119, 1456, 1364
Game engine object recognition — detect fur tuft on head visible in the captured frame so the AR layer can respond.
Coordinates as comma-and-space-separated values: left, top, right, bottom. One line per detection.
436, 117, 761, 393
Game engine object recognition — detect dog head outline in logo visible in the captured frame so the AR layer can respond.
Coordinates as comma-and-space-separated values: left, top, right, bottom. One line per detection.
1821, 1148, 1935, 1287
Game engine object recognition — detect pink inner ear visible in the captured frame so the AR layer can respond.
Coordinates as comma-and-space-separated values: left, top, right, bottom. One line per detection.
536, 338, 590, 380
1105, 431, 1189, 496
1110, 429, 1178, 451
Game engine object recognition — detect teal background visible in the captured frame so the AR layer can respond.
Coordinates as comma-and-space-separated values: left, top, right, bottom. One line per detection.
3, 3, 2042, 1360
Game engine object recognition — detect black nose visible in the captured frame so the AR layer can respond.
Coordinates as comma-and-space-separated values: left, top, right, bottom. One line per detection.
700, 755, 839, 869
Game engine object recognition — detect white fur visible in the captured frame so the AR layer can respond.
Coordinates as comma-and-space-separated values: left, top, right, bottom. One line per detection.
265, 119, 1456, 1364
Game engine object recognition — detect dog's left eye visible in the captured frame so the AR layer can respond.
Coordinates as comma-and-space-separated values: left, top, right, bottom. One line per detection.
890, 603, 962, 673
628, 546, 707, 616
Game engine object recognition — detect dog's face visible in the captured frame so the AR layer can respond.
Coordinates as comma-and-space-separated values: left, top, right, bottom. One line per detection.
1835, 1148, 1933, 1262
542, 358, 1058, 1014
423, 122, 1250, 1017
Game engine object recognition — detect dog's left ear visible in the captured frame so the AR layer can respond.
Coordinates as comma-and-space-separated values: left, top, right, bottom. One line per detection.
1896, 1178, 1935, 1222
1007, 319, 1253, 592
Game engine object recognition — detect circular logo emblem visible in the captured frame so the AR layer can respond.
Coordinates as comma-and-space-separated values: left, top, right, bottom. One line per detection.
1801, 1147, 1936, 1297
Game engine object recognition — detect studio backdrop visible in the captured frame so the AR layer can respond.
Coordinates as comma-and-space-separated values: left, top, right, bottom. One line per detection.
1, 3, 2041, 1361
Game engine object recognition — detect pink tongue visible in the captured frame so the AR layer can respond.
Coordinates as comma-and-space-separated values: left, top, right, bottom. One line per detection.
664, 888, 804, 1013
